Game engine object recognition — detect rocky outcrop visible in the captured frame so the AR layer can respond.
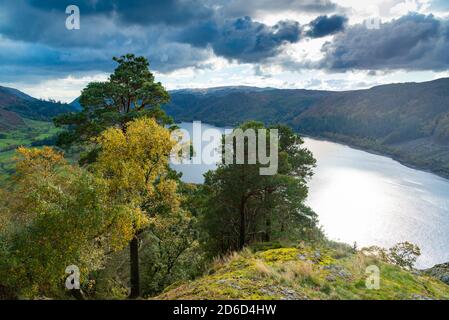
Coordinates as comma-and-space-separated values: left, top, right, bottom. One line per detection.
424, 263, 449, 285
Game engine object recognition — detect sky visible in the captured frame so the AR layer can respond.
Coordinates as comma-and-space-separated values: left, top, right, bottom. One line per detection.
1, 0, 449, 102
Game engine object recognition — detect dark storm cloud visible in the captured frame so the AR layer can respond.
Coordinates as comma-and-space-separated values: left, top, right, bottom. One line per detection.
306, 15, 348, 38
213, 17, 301, 63
177, 17, 301, 63
14, 0, 449, 85
0, 0, 314, 80
0, 0, 213, 78
215, 0, 341, 17
0, 0, 212, 46
320, 13, 449, 71
25, 0, 213, 26
3, 0, 448, 82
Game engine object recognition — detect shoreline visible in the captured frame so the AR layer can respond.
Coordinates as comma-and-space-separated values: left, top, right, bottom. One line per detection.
176, 119, 449, 181
301, 133, 449, 181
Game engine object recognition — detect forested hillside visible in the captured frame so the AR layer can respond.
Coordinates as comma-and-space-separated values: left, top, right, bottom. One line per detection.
165, 79, 449, 177
166, 87, 331, 127
0, 86, 77, 180
0, 86, 76, 130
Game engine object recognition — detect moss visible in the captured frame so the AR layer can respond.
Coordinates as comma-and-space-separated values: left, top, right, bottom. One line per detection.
257, 248, 299, 263
156, 244, 449, 300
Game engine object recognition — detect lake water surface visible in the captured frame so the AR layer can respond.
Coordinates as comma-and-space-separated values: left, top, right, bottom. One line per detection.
171, 122, 449, 268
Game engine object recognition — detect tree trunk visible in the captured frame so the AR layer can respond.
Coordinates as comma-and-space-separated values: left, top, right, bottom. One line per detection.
239, 199, 246, 249
264, 215, 271, 242
129, 236, 140, 298
70, 289, 86, 300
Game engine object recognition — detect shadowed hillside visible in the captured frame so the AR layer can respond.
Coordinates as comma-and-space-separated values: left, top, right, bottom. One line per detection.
0, 86, 76, 131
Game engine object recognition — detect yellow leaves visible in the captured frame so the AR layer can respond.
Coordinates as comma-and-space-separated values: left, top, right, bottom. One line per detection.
15, 146, 66, 177
94, 117, 178, 205
152, 178, 181, 212
92, 117, 184, 250
0, 117, 187, 297
108, 206, 150, 251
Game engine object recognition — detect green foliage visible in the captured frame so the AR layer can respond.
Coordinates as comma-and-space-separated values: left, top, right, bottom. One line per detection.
87, 183, 205, 299
0, 147, 143, 298
0, 119, 63, 183
388, 242, 421, 270
54, 54, 172, 163
362, 242, 421, 270
199, 121, 321, 256
140, 210, 204, 297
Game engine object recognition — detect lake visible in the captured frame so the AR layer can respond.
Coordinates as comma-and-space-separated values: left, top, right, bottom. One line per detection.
171, 122, 449, 268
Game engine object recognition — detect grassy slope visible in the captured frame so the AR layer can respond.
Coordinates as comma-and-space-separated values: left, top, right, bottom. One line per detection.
0, 119, 60, 183
157, 243, 449, 300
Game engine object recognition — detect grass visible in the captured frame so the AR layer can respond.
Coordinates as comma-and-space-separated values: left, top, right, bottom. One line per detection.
0, 120, 61, 183
156, 243, 449, 300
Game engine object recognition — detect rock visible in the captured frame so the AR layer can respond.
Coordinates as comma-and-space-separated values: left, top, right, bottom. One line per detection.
259, 288, 277, 297
412, 294, 433, 300
260, 286, 306, 300
229, 283, 242, 290
322, 264, 352, 279
297, 254, 307, 261
314, 251, 321, 259
216, 279, 242, 290
280, 288, 299, 300
441, 275, 449, 285
336, 269, 352, 278
325, 275, 336, 282
423, 262, 449, 285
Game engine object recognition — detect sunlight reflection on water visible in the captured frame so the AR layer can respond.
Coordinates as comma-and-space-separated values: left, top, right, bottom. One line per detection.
172, 123, 449, 268
304, 138, 449, 268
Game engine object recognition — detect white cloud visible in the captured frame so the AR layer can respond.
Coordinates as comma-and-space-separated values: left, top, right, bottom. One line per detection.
3, 73, 108, 103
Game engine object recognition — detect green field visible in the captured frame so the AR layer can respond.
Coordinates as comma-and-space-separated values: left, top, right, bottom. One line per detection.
0, 119, 60, 183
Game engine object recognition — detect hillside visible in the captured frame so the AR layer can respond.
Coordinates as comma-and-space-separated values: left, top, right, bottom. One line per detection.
0, 86, 76, 131
164, 78, 449, 178
0, 86, 76, 182
166, 86, 331, 127
157, 243, 449, 300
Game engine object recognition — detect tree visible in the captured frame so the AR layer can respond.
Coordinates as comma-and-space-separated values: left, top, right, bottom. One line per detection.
388, 242, 421, 270
139, 208, 201, 296
200, 121, 319, 255
54, 54, 172, 164
91, 184, 203, 299
53, 54, 185, 298
93, 117, 179, 298
0, 147, 146, 298
361, 242, 421, 270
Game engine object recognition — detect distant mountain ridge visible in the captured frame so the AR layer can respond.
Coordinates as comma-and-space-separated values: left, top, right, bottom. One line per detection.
0, 86, 77, 131
166, 87, 332, 127
170, 86, 276, 96
165, 78, 449, 178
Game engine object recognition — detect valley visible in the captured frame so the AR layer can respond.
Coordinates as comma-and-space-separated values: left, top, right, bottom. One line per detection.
165, 79, 449, 178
